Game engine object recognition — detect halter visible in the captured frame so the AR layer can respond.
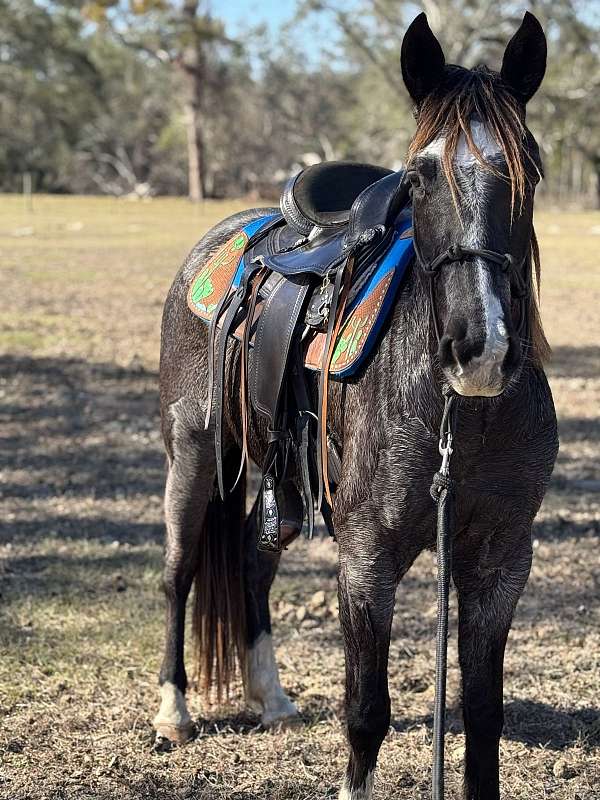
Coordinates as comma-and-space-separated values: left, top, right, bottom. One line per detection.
416, 240, 530, 342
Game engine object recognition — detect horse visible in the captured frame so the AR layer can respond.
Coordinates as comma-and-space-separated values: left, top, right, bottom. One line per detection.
152, 12, 558, 800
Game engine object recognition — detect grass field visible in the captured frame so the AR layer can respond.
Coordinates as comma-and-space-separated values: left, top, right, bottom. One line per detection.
0, 194, 598, 800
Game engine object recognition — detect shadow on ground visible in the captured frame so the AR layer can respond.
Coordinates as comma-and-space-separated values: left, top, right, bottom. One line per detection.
390, 699, 599, 752
1, 354, 164, 545
546, 345, 600, 380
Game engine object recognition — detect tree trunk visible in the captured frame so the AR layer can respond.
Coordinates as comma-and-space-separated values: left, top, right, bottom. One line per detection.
183, 87, 204, 202
594, 160, 600, 210
181, 0, 205, 202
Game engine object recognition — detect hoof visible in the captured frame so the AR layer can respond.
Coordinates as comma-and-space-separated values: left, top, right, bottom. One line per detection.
261, 701, 301, 729
154, 682, 194, 746
153, 720, 195, 746
264, 713, 303, 731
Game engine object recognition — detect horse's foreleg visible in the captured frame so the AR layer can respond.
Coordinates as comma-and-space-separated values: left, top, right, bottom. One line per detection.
337, 537, 397, 800
154, 422, 215, 744
453, 529, 532, 800
243, 492, 300, 727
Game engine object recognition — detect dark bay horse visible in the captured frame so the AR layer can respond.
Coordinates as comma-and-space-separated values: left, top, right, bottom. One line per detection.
153, 12, 558, 799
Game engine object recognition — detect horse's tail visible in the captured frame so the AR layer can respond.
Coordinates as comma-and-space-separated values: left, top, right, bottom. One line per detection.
192, 449, 247, 706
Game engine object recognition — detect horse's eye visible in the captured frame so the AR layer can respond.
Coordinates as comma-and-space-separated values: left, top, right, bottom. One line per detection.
406, 170, 425, 200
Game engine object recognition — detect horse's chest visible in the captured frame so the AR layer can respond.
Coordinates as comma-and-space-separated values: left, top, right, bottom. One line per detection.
335, 394, 557, 537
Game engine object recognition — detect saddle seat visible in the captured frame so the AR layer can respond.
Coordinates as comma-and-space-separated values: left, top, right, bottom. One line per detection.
248, 162, 409, 277
186, 161, 414, 552
280, 161, 393, 235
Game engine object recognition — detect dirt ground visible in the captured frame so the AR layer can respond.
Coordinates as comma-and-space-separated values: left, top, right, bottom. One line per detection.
0, 195, 598, 800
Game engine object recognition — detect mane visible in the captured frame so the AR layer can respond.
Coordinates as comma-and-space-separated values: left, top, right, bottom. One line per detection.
528, 229, 551, 364
408, 65, 550, 364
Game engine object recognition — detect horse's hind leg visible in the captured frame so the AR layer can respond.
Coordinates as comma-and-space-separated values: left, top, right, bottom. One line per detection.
453, 526, 533, 800
242, 490, 300, 727
153, 414, 216, 745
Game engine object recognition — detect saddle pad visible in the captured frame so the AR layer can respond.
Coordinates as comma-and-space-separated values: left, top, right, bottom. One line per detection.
187, 214, 414, 378
187, 216, 277, 314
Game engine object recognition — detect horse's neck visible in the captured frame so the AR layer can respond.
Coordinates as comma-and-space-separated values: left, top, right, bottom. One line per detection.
382, 261, 442, 427
387, 262, 441, 402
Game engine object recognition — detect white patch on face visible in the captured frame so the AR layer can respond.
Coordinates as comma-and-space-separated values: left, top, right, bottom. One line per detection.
154, 681, 193, 730
420, 136, 446, 158
453, 262, 509, 396
338, 770, 374, 800
420, 120, 510, 396
456, 118, 502, 164
421, 119, 502, 165
245, 633, 299, 727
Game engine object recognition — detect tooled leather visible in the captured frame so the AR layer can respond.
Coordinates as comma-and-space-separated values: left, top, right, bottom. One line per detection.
281, 171, 351, 232
345, 172, 410, 250
281, 164, 394, 233
261, 172, 407, 276
261, 233, 346, 275
252, 228, 394, 330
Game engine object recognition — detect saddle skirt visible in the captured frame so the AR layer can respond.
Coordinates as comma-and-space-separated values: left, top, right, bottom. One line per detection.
187, 212, 414, 378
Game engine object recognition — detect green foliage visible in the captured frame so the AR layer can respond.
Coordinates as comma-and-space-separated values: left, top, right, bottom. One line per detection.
0, 1, 100, 191
72, 33, 186, 195
299, 0, 600, 204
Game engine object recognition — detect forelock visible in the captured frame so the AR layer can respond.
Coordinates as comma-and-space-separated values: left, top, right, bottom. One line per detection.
407, 66, 536, 212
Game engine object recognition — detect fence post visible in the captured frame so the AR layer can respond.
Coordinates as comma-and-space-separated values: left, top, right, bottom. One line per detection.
23, 171, 33, 212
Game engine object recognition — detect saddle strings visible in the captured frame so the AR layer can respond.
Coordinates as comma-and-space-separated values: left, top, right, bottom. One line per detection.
234, 266, 269, 490
318, 254, 355, 508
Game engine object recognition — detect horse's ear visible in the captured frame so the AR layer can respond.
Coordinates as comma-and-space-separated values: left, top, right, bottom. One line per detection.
401, 13, 446, 106
501, 11, 547, 104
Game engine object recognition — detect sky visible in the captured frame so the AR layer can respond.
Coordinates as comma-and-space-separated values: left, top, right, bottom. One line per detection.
215, 0, 344, 68
218, 0, 298, 38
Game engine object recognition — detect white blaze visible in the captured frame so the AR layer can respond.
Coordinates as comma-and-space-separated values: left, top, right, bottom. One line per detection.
421, 118, 502, 162
456, 118, 503, 163
421, 120, 509, 395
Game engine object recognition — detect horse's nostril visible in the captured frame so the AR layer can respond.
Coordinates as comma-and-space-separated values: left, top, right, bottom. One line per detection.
438, 318, 468, 369
438, 335, 456, 369
438, 327, 484, 370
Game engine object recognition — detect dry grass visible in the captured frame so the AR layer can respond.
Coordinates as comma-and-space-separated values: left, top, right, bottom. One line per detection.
0, 195, 598, 799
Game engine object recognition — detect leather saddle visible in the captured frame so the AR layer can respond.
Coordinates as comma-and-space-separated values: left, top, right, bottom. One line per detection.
249, 161, 406, 278
193, 161, 412, 552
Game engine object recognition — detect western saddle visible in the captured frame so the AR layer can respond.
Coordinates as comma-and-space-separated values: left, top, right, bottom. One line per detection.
190, 161, 412, 551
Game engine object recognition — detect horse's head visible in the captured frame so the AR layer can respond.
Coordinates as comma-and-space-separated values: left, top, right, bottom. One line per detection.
401, 12, 547, 397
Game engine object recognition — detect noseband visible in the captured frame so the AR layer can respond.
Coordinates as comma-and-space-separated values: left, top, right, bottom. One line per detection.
422, 242, 514, 274
417, 242, 530, 342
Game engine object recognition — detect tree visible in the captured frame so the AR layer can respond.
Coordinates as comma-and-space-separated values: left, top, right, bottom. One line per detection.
1, 0, 597, 205
83, 0, 238, 201
299, 0, 600, 206
73, 33, 185, 196
0, 0, 100, 191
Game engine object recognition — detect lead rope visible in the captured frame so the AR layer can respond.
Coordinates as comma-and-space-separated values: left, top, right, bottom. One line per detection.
430, 385, 459, 800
